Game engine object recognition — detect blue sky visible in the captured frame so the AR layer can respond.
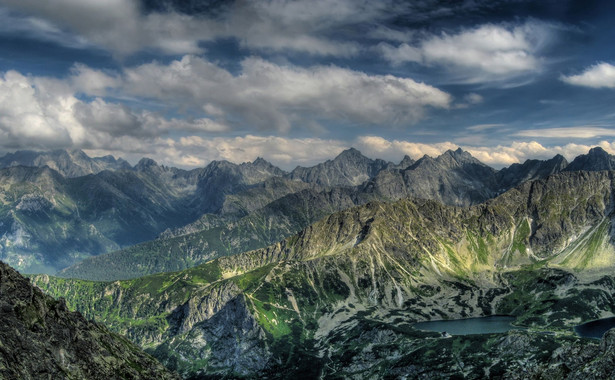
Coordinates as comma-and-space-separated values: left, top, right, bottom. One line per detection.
0, 0, 614, 169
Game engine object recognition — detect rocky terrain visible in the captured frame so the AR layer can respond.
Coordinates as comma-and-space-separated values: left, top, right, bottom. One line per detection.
0, 260, 178, 379
31, 169, 615, 378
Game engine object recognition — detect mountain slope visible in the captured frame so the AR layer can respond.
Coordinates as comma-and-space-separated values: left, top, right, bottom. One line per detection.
0, 156, 292, 273
60, 187, 358, 280
359, 148, 499, 207
33, 170, 615, 377
0, 261, 178, 379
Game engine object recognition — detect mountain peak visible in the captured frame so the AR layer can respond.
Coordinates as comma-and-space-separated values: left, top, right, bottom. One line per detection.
565, 146, 615, 172
437, 148, 484, 167
588, 146, 608, 156
0, 149, 132, 177
252, 157, 268, 165
335, 147, 364, 160
134, 157, 158, 171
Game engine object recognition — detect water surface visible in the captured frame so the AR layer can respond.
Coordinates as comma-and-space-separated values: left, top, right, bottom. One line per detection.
413, 316, 522, 336
574, 317, 615, 339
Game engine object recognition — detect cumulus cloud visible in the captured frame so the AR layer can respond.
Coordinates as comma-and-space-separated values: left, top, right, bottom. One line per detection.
379, 21, 552, 83
0, 70, 229, 152
93, 55, 452, 131
560, 62, 615, 88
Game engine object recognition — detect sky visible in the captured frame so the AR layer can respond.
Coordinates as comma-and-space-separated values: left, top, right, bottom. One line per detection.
1, 0, 615, 169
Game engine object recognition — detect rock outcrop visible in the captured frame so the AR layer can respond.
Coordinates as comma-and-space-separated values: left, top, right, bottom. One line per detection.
0, 261, 178, 379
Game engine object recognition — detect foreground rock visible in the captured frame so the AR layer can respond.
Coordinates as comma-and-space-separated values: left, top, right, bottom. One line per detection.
0, 261, 178, 380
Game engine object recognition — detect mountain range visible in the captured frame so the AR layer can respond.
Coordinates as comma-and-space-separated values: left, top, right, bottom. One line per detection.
55, 146, 610, 281
30, 168, 615, 378
0, 145, 614, 378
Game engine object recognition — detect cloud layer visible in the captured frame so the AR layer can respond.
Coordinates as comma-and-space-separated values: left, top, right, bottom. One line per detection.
0, 0, 394, 57
82, 135, 615, 171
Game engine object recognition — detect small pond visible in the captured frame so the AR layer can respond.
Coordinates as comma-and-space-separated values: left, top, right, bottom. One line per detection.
413, 315, 523, 336
574, 317, 615, 339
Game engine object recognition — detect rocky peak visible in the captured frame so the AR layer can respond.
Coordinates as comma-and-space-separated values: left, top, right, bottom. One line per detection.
134, 157, 159, 171
245, 157, 286, 176
398, 155, 415, 169
437, 148, 486, 168
288, 148, 388, 187
336, 147, 364, 160
565, 146, 615, 172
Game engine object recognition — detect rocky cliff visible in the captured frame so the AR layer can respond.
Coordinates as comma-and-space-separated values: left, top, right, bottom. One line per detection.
0, 261, 178, 379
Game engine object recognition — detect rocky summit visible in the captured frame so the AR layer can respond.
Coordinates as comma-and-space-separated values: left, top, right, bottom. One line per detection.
0, 260, 178, 379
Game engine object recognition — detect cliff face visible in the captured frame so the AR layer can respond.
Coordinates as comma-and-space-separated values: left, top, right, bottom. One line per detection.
0, 261, 178, 380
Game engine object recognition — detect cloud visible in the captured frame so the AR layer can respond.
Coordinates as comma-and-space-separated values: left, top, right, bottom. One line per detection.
467, 123, 504, 131
0, 55, 451, 161
0, 7, 90, 49
99, 55, 453, 131
0, 70, 229, 152
561, 62, 615, 89
514, 126, 615, 138
0, 0, 209, 55
0, 0, 393, 57
379, 21, 552, 83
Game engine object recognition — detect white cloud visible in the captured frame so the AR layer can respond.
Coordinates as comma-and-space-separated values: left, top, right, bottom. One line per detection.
514, 126, 615, 139
69, 64, 122, 96
0, 8, 90, 49
379, 21, 552, 83
0, 54, 451, 160
105, 55, 452, 131
0, 70, 229, 152
561, 62, 615, 89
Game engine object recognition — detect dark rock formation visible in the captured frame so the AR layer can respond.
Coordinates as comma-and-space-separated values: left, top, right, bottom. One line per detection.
0, 261, 178, 379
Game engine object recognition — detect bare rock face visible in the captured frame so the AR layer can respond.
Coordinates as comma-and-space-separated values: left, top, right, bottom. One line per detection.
0, 261, 178, 380
289, 148, 389, 187
496, 154, 568, 190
